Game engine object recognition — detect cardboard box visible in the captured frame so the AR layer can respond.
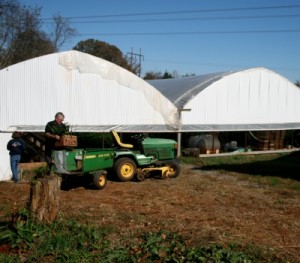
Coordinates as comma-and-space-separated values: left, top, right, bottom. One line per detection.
55, 135, 77, 147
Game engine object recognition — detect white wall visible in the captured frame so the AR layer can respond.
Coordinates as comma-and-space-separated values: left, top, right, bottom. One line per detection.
0, 133, 13, 181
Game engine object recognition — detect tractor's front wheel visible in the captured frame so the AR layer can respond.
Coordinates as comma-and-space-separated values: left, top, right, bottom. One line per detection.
114, 157, 136, 182
93, 171, 107, 190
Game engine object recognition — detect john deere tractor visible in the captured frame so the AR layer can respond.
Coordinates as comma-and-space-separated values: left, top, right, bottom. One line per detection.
58, 130, 180, 189
110, 130, 180, 182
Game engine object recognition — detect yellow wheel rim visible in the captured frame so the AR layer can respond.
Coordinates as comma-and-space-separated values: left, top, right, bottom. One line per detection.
120, 163, 134, 178
166, 166, 176, 177
99, 175, 106, 187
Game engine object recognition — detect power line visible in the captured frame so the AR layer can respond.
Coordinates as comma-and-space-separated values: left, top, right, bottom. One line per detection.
41, 4, 300, 21
78, 29, 300, 36
62, 14, 300, 24
8, 12, 300, 26
145, 59, 300, 73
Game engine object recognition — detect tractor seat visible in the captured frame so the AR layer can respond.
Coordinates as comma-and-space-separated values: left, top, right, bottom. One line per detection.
111, 130, 134, 149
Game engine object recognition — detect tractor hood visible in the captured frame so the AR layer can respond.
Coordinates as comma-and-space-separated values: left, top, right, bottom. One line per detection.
142, 137, 177, 160
142, 138, 177, 146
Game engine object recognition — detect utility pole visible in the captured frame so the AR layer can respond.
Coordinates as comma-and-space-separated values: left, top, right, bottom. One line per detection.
127, 48, 144, 77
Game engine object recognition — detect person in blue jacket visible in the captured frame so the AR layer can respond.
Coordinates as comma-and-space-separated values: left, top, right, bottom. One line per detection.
7, 131, 26, 183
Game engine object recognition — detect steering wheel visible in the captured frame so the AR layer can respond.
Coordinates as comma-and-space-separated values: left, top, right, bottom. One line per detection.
131, 133, 144, 141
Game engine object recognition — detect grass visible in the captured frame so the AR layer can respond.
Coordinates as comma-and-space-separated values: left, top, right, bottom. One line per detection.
181, 151, 300, 190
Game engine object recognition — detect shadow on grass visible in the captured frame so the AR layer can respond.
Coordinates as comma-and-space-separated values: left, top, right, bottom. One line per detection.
194, 151, 300, 181
60, 170, 164, 191
60, 171, 142, 191
60, 174, 103, 191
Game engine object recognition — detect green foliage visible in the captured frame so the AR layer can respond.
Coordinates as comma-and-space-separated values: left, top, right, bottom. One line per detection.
137, 231, 186, 261
0, 218, 254, 262
0, 254, 20, 263
119, 232, 251, 263
32, 166, 51, 180
73, 39, 135, 73
30, 165, 53, 184
0, 213, 44, 251
7, 216, 298, 262
0, 219, 110, 262
144, 70, 175, 80
162, 70, 173, 79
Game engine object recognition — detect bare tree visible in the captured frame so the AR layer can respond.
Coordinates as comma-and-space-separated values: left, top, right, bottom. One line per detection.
0, 0, 44, 67
0, 1, 23, 51
0, 1, 77, 68
50, 14, 76, 51
7, 29, 55, 65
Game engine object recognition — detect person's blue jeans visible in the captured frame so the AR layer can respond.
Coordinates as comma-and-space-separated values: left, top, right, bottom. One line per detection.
10, 154, 20, 183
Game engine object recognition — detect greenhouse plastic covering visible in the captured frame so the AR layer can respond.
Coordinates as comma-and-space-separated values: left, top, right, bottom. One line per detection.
148, 68, 300, 132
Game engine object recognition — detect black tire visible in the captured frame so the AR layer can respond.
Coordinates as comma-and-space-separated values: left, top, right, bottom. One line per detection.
136, 170, 145, 182
165, 161, 180, 178
114, 157, 136, 182
93, 171, 107, 190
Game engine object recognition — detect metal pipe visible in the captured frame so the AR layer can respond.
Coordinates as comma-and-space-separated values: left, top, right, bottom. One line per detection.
177, 132, 181, 157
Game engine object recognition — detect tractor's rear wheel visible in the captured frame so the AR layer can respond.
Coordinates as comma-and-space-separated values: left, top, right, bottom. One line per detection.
93, 171, 107, 190
165, 161, 180, 178
114, 157, 136, 182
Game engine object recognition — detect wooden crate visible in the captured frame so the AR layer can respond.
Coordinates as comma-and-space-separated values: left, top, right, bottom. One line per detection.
55, 135, 77, 147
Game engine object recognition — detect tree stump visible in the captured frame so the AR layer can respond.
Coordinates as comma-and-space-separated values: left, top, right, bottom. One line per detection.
29, 175, 62, 223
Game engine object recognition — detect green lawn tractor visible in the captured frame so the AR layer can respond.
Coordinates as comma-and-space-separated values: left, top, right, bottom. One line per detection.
57, 130, 180, 190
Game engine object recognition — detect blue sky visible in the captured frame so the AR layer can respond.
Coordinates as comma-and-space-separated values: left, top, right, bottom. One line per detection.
21, 0, 300, 82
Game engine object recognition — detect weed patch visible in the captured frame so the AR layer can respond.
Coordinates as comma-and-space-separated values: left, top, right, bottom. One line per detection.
0, 218, 253, 262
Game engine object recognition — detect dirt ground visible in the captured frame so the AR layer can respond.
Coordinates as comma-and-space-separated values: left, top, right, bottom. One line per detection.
0, 163, 299, 261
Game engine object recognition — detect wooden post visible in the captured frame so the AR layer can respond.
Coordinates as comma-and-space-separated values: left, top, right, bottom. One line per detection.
29, 175, 62, 223
212, 132, 215, 153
